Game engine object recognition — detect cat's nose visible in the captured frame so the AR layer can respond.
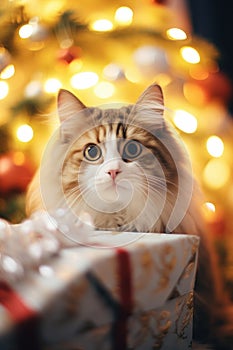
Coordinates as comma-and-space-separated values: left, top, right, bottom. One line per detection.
107, 169, 121, 180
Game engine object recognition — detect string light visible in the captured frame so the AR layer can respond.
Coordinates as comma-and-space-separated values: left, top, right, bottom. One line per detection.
125, 67, 141, 83
94, 82, 115, 98
69, 59, 83, 73
16, 124, 34, 143
206, 135, 224, 158
19, 24, 33, 39
180, 46, 200, 64
44, 78, 62, 93
0, 81, 9, 99
25, 80, 42, 97
155, 73, 172, 87
166, 28, 187, 40
114, 6, 133, 25
204, 202, 216, 213
202, 201, 216, 222
90, 19, 113, 32
0, 64, 15, 79
103, 63, 124, 81
203, 159, 230, 189
173, 109, 197, 133
70, 72, 99, 89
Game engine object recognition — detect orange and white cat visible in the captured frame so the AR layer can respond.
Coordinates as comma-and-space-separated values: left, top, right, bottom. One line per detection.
26, 84, 233, 349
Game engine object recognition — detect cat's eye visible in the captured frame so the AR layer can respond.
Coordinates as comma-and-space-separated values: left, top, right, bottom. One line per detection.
84, 144, 102, 161
122, 140, 142, 160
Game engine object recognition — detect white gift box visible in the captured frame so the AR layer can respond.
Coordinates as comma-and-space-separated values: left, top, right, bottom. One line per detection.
0, 232, 199, 350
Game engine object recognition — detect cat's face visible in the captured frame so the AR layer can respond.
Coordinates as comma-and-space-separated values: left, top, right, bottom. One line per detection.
62, 118, 168, 216
58, 85, 181, 231
51, 83, 192, 232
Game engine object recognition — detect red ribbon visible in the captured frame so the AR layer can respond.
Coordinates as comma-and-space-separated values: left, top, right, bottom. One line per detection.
0, 281, 36, 322
114, 248, 133, 350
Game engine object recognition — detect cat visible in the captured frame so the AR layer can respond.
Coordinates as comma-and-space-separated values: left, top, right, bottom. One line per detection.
26, 83, 233, 349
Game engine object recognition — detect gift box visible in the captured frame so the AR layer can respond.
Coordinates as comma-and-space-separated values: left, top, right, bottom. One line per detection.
0, 231, 199, 350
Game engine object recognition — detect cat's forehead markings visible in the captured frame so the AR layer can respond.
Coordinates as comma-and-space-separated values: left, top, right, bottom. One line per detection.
106, 128, 117, 141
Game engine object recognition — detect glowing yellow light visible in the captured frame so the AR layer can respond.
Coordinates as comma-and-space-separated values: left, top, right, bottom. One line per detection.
0, 81, 9, 99
155, 73, 172, 87
114, 6, 133, 25
206, 135, 224, 158
19, 24, 33, 39
180, 46, 200, 64
202, 201, 216, 220
90, 19, 113, 32
203, 159, 230, 189
173, 110, 197, 134
16, 124, 34, 143
0, 64, 15, 79
44, 78, 62, 93
69, 59, 83, 73
125, 67, 141, 83
204, 202, 216, 213
166, 28, 187, 40
70, 72, 99, 90
94, 82, 115, 99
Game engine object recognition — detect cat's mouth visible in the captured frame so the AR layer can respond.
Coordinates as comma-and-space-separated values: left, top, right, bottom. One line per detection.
94, 177, 134, 204
100, 177, 133, 191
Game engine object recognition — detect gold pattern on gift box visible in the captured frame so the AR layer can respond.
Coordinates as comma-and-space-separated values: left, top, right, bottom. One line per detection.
154, 244, 176, 293
133, 249, 154, 292
182, 262, 195, 279
191, 237, 200, 256
180, 237, 199, 270
128, 309, 172, 349
128, 311, 152, 348
153, 310, 171, 349
175, 291, 193, 338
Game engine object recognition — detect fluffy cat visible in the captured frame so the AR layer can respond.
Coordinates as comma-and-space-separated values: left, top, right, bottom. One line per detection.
26, 83, 233, 349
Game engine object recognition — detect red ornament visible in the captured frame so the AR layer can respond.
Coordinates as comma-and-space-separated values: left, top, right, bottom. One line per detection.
57, 46, 82, 65
151, 0, 166, 4
0, 152, 35, 194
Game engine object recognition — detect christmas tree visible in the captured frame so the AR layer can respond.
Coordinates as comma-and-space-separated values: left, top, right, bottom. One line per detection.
0, 0, 233, 291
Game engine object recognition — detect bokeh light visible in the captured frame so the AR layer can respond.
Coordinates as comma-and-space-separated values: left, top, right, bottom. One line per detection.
70, 72, 99, 89
90, 19, 113, 32
180, 46, 200, 64
94, 81, 115, 98
0, 64, 15, 79
206, 135, 224, 158
166, 28, 187, 40
0, 81, 9, 99
203, 159, 230, 189
16, 124, 34, 143
44, 78, 62, 93
173, 109, 197, 133
114, 6, 133, 25
19, 24, 33, 38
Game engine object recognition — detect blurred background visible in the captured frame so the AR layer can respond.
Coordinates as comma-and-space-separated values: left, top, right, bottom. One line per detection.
0, 0, 233, 294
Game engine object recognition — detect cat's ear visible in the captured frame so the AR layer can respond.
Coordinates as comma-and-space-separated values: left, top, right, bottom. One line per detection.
57, 89, 89, 143
57, 89, 86, 123
135, 83, 164, 115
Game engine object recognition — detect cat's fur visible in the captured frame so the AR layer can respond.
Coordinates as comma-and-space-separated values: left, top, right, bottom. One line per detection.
26, 84, 233, 349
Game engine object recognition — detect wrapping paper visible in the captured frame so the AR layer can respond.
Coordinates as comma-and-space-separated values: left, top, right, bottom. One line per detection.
0, 232, 199, 350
